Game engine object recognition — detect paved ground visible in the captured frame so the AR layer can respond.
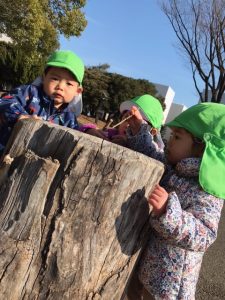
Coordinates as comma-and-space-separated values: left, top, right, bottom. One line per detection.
196, 205, 225, 299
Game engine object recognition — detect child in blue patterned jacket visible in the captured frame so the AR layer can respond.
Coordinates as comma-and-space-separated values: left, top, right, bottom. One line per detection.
0, 50, 84, 157
126, 102, 225, 300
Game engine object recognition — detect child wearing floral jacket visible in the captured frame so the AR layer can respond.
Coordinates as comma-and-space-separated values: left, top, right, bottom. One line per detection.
0, 50, 84, 158
126, 102, 225, 300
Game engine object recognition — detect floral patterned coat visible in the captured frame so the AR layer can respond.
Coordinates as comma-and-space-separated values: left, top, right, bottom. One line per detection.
126, 129, 224, 299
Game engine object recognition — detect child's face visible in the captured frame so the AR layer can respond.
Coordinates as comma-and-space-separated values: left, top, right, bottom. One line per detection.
166, 127, 203, 165
43, 67, 82, 108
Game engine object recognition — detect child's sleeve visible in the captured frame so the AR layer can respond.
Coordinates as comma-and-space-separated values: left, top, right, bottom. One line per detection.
78, 123, 98, 133
150, 191, 224, 252
126, 123, 165, 162
0, 86, 30, 124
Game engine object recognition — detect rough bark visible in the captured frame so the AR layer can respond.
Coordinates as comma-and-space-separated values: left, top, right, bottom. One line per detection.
0, 119, 164, 300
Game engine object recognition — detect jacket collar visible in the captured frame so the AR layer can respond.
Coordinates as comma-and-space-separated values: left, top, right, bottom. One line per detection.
175, 157, 201, 178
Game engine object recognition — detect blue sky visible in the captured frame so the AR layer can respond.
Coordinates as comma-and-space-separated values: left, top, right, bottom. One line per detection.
60, 0, 203, 108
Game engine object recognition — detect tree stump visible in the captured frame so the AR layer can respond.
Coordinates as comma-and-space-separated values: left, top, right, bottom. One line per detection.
0, 119, 164, 300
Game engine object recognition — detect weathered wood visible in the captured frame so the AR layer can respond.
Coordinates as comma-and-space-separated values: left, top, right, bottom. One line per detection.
0, 150, 59, 300
0, 119, 164, 300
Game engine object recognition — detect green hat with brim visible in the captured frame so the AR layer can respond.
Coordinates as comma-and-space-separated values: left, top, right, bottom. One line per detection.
166, 102, 225, 199
119, 94, 163, 129
46, 50, 84, 84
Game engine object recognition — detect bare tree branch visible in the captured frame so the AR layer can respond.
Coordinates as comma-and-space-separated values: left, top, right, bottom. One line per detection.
160, 0, 225, 103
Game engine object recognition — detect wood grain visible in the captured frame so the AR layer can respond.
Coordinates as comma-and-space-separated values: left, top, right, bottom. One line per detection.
0, 119, 164, 300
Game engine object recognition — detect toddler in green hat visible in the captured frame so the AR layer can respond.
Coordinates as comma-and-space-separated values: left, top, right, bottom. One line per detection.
119, 94, 164, 151
82, 94, 165, 151
126, 102, 225, 300
0, 50, 84, 157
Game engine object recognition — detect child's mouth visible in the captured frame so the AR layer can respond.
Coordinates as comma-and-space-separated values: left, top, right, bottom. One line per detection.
53, 93, 63, 99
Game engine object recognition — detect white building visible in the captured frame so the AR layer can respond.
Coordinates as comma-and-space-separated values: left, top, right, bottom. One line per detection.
163, 102, 187, 140
153, 82, 188, 141
154, 83, 175, 122
164, 102, 187, 124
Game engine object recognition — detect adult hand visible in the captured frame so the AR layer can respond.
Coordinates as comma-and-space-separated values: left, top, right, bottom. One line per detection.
148, 184, 168, 217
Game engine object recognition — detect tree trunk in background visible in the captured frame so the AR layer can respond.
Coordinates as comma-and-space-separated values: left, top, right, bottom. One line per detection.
0, 119, 164, 300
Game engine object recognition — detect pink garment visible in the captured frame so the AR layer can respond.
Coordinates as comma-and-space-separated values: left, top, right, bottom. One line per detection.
79, 123, 122, 140
79, 123, 97, 132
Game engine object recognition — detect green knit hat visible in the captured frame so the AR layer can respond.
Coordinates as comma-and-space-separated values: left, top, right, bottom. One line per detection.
119, 94, 163, 129
46, 50, 84, 84
166, 102, 225, 199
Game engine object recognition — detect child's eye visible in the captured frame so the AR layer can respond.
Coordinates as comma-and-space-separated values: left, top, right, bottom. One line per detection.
67, 82, 74, 86
51, 77, 59, 81
170, 132, 180, 140
174, 134, 182, 140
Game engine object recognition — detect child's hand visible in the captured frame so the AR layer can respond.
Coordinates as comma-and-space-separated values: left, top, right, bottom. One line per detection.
85, 128, 109, 140
118, 121, 129, 135
18, 114, 42, 121
111, 134, 128, 146
127, 106, 143, 135
130, 106, 143, 121
148, 184, 168, 217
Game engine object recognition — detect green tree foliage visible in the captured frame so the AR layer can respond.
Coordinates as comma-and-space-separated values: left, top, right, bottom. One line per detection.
0, 0, 87, 88
82, 65, 111, 116
82, 65, 165, 118
48, 0, 87, 37
108, 74, 162, 111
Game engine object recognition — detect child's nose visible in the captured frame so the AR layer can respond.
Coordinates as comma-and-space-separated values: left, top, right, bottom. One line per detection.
56, 81, 65, 90
167, 138, 172, 148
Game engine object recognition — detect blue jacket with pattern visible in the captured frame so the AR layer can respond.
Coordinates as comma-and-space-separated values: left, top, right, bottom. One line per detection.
0, 84, 79, 156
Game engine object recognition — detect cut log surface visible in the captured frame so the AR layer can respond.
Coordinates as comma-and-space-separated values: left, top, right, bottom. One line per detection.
0, 119, 164, 300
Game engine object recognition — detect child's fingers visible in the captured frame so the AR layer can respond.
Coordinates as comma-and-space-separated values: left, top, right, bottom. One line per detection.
149, 198, 162, 210
130, 106, 143, 120
148, 184, 168, 206
155, 184, 166, 193
32, 115, 42, 120
148, 185, 168, 217
153, 184, 167, 196
148, 197, 162, 210
18, 114, 30, 120
130, 106, 137, 114
149, 192, 161, 202
18, 114, 42, 121
153, 189, 166, 199
149, 186, 163, 198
